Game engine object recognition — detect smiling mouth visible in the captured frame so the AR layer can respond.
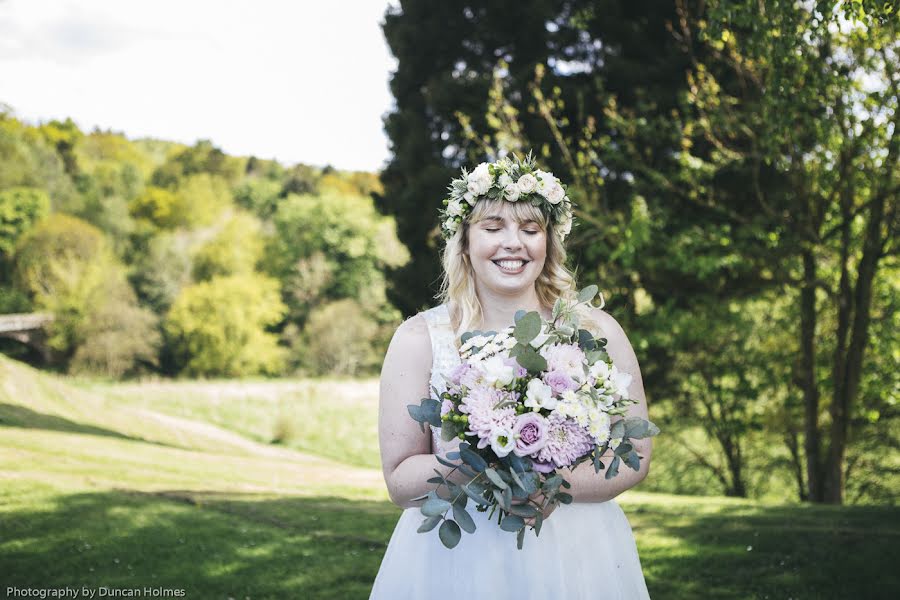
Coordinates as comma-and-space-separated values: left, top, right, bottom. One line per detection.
492, 259, 530, 273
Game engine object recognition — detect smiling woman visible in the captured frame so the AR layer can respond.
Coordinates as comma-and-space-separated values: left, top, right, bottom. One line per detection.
371, 154, 651, 599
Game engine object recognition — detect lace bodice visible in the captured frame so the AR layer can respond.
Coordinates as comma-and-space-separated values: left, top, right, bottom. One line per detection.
421, 303, 462, 455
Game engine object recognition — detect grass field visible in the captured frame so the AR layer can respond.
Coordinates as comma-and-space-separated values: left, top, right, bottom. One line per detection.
1, 355, 898, 599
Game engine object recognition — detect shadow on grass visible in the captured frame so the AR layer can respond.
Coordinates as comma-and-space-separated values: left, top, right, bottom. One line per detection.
623, 499, 900, 600
2, 488, 898, 600
0, 403, 185, 451
0, 489, 400, 600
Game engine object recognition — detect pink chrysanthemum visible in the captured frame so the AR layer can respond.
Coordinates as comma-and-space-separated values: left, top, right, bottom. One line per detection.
540, 342, 587, 379
460, 385, 517, 449
535, 413, 593, 468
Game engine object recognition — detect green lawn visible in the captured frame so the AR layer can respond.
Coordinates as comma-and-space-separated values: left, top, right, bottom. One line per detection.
1, 355, 898, 599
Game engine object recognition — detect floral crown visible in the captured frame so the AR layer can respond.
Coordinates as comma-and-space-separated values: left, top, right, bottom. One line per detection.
439, 152, 575, 241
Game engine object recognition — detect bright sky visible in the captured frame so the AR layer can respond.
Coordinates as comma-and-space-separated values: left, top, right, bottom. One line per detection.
0, 0, 398, 172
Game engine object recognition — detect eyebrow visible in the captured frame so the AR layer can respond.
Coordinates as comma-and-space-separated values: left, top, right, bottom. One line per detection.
482, 215, 540, 225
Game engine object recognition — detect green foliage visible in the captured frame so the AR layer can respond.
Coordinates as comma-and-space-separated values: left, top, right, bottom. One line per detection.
174, 173, 232, 227
191, 211, 264, 281
0, 109, 77, 210
264, 192, 408, 302
128, 186, 181, 229
150, 139, 243, 188
0, 187, 50, 257
12, 213, 159, 374
164, 273, 287, 377
233, 177, 282, 219
296, 299, 379, 376
128, 231, 193, 313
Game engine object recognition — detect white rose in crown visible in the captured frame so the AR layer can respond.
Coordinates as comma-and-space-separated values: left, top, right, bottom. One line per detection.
546, 183, 565, 205
467, 163, 493, 195
498, 173, 513, 188
559, 212, 573, 236
535, 170, 553, 194
516, 173, 538, 194
447, 198, 464, 216
504, 183, 521, 202
464, 191, 476, 205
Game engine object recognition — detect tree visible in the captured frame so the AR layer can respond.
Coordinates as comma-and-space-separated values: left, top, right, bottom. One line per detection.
658, 1, 898, 503
0, 187, 50, 259
164, 273, 288, 377
191, 211, 264, 281
13, 213, 159, 374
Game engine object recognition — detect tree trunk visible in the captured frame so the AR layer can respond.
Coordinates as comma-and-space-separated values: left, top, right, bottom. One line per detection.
800, 249, 824, 502
823, 193, 887, 503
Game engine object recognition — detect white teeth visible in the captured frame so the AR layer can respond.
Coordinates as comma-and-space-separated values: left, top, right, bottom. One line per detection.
496, 260, 526, 270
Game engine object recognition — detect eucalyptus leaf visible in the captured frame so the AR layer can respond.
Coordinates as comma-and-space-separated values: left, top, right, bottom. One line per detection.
611, 419, 626, 439
462, 483, 488, 505
557, 492, 573, 504
441, 420, 463, 441
438, 519, 462, 549
623, 450, 641, 471
513, 311, 542, 344
515, 346, 548, 372
453, 504, 477, 534
517, 527, 526, 550
605, 456, 621, 480
514, 309, 527, 323
422, 496, 451, 517
577, 284, 599, 304
508, 503, 539, 518
419, 398, 442, 427
417, 515, 442, 533
500, 514, 525, 532
484, 467, 509, 489
534, 513, 544, 537
460, 448, 488, 472
614, 442, 634, 456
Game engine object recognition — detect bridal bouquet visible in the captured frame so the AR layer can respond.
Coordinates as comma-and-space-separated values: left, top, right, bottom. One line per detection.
407, 286, 659, 549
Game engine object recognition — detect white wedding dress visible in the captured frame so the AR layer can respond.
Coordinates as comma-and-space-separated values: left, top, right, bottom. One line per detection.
369, 304, 651, 599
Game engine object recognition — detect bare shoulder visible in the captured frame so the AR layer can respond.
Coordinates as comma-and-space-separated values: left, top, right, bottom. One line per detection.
383, 312, 432, 370
588, 307, 640, 371
588, 307, 629, 344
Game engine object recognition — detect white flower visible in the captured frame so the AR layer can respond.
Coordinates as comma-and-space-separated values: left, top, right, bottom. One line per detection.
503, 183, 520, 202
444, 218, 459, 234
559, 213, 573, 236
546, 183, 565, 205
447, 198, 464, 217
490, 426, 516, 457
482, 355, 515, 388
463, 191, 476, 205
610, 366, 633, 397
498, 173, 513, 188
467, 163, 493, 195
590, 361, 610, 381
516, 173, 538, 194
502, 336, 517, 349
534, 170, 554, 194
524, 378, 557, 411
609, 435, 623, 451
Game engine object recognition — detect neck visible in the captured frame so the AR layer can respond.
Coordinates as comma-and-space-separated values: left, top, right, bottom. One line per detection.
469, 284, 550, 331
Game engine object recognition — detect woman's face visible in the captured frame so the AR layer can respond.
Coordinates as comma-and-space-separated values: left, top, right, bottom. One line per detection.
466, 204, 547, 295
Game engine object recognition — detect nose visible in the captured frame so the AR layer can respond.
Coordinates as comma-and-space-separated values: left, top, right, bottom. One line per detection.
502, 227, 524, 250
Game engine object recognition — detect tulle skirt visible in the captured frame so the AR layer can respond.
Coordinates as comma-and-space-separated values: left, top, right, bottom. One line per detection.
369, 500, 651, 599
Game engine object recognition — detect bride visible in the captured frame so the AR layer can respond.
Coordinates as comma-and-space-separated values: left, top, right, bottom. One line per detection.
370, 156, 652, 599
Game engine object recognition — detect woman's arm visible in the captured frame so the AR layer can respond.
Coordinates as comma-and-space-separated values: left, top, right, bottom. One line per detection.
566, 308, 652, 503
379, 315, 471, 509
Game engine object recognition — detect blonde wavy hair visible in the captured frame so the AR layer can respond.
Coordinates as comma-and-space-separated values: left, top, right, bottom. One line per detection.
436, 197, 602, 344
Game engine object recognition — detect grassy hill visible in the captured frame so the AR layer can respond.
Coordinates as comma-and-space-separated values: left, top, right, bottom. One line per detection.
1, 355, 898, 599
